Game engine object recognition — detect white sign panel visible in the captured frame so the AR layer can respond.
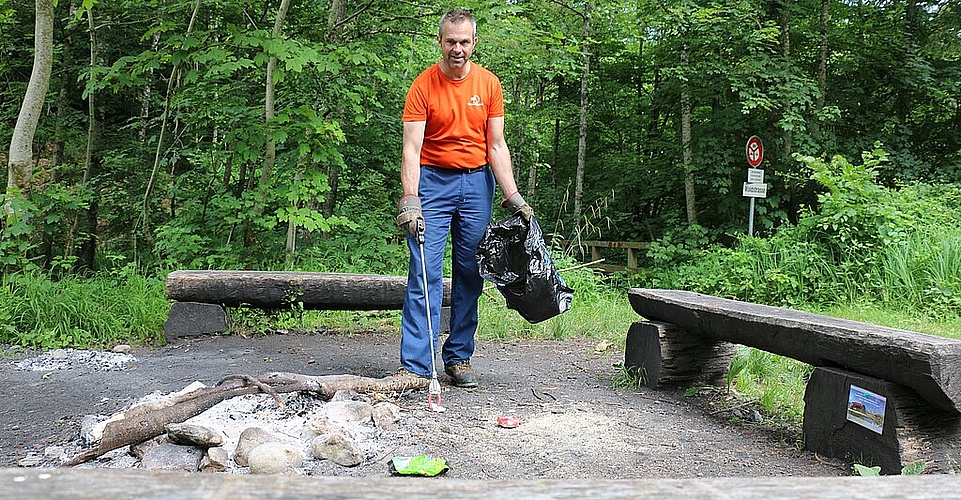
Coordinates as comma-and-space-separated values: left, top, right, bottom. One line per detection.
742, 182, 767, 198
747, 168, 764, 184
847, 385, 886, 435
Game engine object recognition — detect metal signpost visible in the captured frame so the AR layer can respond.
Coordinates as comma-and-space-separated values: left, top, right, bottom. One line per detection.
743, 136, 766, 236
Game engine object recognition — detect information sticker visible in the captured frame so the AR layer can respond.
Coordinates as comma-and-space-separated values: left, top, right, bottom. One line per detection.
846, 385, 886, 434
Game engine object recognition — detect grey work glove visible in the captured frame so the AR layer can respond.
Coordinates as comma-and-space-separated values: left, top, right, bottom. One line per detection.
501, 192, 533, 222
396, 194, 425, 242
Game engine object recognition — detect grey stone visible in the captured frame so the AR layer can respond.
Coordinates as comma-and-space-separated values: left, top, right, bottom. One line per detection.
139, 443, 203, 472
307, 416, 341, 436
325, 400, 373, 425
200, 446, 229, 472
371, 402, 401, 430
330, 390, 359, 402
311, 433, 364, 467
247, 442, 303, 474
166, 422, 224, 447
163, 301, 227, 342
112, 344, 132, 353
18, 455, 44, 467
234, 427, 281, 467
130, 435, 167, 459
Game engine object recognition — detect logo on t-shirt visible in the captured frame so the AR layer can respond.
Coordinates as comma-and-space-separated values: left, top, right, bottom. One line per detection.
467, 95, 484, 107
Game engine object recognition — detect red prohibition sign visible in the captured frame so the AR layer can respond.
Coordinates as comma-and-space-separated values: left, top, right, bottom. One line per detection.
745, 136, 764, 167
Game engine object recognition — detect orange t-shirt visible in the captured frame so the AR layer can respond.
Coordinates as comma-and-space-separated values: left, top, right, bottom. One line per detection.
402, 63, 505, 169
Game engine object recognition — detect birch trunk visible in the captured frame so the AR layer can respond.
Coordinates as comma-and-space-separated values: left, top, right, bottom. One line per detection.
573, 4, 591, 228
5, 0, 54, 216
680, 41, 697, 226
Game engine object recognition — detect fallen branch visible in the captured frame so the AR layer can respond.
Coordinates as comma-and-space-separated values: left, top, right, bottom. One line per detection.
62, 372, 428, 467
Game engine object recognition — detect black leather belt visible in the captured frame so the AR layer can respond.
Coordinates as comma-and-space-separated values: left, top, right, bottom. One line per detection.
423, 164, 488, 174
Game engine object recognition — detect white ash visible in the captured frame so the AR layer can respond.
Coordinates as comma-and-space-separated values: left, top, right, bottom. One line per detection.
13, 349, 136, 372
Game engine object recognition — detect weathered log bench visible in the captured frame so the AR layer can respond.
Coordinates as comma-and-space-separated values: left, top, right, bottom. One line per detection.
164, 270, 451, 341
625, 288, 961, 474
5, 468, 961, 499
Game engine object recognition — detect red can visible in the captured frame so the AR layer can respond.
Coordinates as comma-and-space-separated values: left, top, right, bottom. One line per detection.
497, 416, 521, 428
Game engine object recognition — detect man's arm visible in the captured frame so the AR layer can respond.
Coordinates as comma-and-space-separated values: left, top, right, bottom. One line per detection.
401, 121, 427, 195
486, 116, 519, 199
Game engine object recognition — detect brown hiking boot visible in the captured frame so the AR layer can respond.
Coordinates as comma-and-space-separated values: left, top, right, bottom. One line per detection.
394, 367, 428, 379
444, 361, 479, 388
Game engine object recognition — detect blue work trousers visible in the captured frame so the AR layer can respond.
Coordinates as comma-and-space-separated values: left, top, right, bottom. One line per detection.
401, 165, 495, 376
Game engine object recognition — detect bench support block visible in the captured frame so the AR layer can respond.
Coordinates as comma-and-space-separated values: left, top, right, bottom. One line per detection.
625, 321, 737, 389
164, 302, 227, 342
803, 366, 961, 474
164, 301, 450, 340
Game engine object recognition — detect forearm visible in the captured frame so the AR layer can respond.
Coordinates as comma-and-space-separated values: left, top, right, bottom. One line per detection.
488, 140, 518, 200
401, 121, 426, 196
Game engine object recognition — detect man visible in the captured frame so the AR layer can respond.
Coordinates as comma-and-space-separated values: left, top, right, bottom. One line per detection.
395, 8, 532, 388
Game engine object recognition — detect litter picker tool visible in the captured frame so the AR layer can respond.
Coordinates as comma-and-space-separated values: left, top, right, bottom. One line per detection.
417, 224, 445, 412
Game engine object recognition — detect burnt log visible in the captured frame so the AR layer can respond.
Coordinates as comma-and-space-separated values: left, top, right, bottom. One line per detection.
166, 271, 451, 310
628, 288, 961, 413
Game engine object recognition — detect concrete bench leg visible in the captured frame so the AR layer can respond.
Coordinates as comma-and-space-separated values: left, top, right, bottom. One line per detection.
164, 302, 228, 342
624, 321, 737, 389
803, 366, 961, 474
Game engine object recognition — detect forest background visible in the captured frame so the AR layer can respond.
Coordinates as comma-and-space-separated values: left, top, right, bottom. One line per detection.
2, 0, 961, 420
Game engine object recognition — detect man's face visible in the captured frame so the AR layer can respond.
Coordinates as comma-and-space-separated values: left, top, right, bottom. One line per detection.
438, 20, 476, 71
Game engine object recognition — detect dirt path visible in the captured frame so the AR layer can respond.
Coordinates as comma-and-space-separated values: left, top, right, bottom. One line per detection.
0, 331, 845, 479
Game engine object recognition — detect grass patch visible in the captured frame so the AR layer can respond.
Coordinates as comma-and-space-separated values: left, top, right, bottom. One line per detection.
477, 272, 633, 343
0, 267, 168, 349
816, 302, 961, 340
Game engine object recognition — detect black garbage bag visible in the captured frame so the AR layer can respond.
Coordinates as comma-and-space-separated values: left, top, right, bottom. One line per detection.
476, 214, 574, 324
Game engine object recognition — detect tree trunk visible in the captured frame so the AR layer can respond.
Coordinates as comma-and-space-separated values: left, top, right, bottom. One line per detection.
780, 0, 793, 167
321, 0, 345, 223
285, 169, 302, 260
573, 4, 591, 229
138, 0, 200, 241
5, 0, 54, 216
813, 0, 829, 139
897, 0, 918, 126
77, 7, 99, 272
680, 41, 697, 226
248, 0, 291, 247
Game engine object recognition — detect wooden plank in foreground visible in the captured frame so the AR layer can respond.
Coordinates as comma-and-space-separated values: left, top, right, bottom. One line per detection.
166, 270, 451, 310
628, 288, 961, 413
4, 468, 961, 500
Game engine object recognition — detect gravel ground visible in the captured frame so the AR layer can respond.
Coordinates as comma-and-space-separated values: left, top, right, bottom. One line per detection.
0, 331, 847, 479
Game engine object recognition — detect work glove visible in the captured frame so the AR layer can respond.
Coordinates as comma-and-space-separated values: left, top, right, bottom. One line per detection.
501, 192, 533, 222
396, 194, 425, 242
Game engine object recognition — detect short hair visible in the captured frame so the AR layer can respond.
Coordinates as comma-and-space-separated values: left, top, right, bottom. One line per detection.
438, 9, 476, 38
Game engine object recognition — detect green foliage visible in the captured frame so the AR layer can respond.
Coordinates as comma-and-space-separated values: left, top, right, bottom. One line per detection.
648, 149, 961, 317
0, 266, 167, 349
853, 464, 881, 476
853, 460, 925, 476
729, 347, 811, 425
611, 362, 646, 391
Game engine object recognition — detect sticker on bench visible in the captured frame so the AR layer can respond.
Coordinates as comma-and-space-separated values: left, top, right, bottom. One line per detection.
847, 385, 886, 434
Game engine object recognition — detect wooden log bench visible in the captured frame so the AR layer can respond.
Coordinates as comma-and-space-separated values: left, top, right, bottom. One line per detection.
4, 468, 961, 499
625, 288, 961, 475
164, 270, 451, 342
